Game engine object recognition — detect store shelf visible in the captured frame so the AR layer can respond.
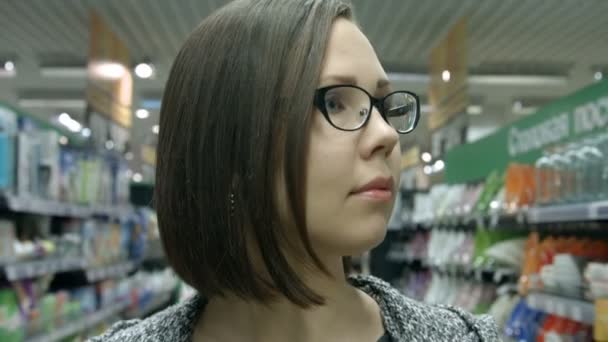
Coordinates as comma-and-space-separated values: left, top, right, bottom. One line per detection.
2, 259, 136, 281
125, 290, 173, 319
3, 258, 87, 281
528, 201, 608, 223
92, 204, 134, 220
526, 292, 595, 325
86, 261, 136, 282
1, 193, 91, 218
0, 192, 133, 219
25, 301, 129, 342
386, 252, 519, 283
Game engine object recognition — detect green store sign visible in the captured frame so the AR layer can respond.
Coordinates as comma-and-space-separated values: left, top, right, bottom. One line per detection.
445, 80, 608, 184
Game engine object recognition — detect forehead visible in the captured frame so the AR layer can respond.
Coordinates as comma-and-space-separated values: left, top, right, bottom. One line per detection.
320, 19, 386, 86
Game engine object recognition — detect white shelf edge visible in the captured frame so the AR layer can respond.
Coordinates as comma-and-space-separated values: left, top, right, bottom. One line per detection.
86, 261, 136, 282
3, 259, 136, 281
1, 192, 132, 219
528, 201, 608, 223
4, 258, 87, 281
526, 292, 595, 325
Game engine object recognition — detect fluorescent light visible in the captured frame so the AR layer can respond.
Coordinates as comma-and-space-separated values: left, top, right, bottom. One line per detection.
423, 165, 433, 175
421, 152, 432, 163
469, 74, 567, 86
387, 72, 429, 83
467, 105, 483, 115
0, 61, 16, 77
41, 66, 87, 78
490, 201, 500, 210
595, 71, 603, 81
59, 136, 68, 145
387, 72, 567, 86
135, 108, 149, 119
132, 172, 143, 183
90, 61, 127, 80
4, 61, 14, 71
105, 140, 115, 150
125, 151, 134, 161
81, 128, 91, 137
57, 112, 82, 132
152, 124, 159, 134
513, 101, 523, 112
58, 112, 70, 124
19, 99, 86, 109
514, 106, 537, 116
442, 70, 451, 82
135, 63, 154, 79
432, 160, 445, 172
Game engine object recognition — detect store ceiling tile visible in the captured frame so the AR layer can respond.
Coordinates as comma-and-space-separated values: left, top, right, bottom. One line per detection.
1, 0, 607, 164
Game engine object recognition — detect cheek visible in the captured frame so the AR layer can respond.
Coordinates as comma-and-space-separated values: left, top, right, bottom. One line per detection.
389, 145, 402, 180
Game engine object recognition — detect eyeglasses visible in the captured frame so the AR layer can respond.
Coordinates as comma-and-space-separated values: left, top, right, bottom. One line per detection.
313, 85, 420, 134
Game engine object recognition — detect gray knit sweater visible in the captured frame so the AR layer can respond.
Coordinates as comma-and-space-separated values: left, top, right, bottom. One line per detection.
89, 275, 500, 342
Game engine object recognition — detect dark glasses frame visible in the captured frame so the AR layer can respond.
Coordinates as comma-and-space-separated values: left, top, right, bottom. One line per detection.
313, 84, 421, 134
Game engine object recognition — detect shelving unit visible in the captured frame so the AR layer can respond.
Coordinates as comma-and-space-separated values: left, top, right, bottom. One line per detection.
0, 192, 133, 219
2, 259, 136, 281
25, 301, 129, 342
409, 200, 608, 228
86, 261, 136, 282
3, 258, 87, 281
526, 292, 595, 325
386, 252, 519, 284
528, 200, 608, 223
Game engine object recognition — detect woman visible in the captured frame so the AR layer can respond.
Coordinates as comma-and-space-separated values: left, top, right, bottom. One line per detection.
93, 0, 499, 341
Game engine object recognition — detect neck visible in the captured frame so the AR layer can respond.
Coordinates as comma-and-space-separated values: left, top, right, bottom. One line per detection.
194, 256, 383, 342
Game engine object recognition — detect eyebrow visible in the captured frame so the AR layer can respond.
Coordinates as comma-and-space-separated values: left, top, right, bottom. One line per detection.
321, 75, 392, 91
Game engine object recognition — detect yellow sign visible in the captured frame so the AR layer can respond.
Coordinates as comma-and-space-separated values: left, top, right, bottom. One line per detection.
428, 17, 469, 131
141, 145, 157, 166
87, 10, 133, 128
595, 299, 608, 341
401, 146, 420, 170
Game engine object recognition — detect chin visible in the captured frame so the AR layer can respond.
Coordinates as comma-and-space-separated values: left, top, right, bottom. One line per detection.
330, 218, 388, 256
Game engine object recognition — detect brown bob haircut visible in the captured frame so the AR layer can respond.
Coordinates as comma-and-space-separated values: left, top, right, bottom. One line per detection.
155, 0, 353, 307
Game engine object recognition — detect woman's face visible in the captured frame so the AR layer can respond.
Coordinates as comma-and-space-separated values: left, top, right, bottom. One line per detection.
305, 18, 401, 257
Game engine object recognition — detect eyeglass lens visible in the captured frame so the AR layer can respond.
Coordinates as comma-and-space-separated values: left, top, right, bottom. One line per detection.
323, 86, 417, 133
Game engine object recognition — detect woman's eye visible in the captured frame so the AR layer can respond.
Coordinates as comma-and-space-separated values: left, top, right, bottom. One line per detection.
326, 97, 345, 113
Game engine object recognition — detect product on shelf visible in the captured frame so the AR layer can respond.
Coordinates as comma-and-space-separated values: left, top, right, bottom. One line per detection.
0, 288, 23, 341
504, 298, 593, 341
519, 232, 608, 297
0, 108, 131, 208
534, 132, 608, 205
504, 164, 535, 208
0, 268, 178, 340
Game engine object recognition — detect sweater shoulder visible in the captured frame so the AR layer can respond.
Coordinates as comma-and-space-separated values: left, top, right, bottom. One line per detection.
349, 274, 500, 342
87, 296, 201, 342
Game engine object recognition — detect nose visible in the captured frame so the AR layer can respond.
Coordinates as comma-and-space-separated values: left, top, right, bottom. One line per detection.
360, 106, 399, 159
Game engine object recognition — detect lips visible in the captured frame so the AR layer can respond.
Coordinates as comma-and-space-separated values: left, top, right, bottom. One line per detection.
351, 176, 395, 201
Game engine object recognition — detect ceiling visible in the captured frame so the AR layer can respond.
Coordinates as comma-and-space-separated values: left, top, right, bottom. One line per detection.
0, 0, 607, 172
